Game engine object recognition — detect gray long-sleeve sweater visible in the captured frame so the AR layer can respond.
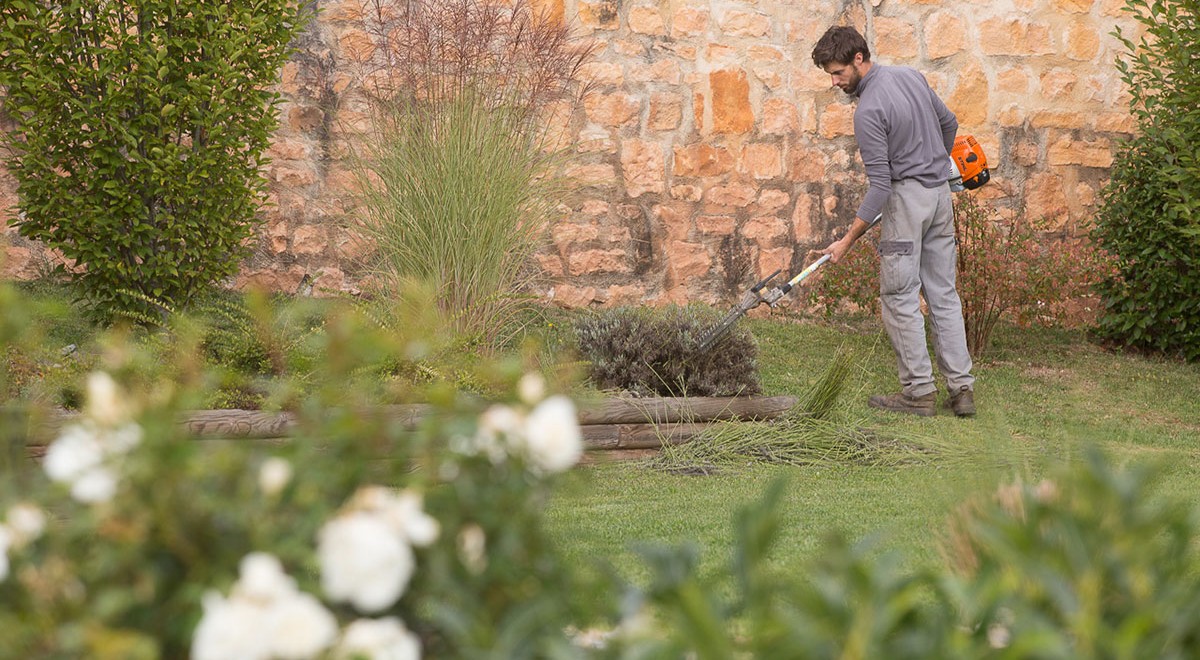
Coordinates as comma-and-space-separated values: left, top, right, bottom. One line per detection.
852, 64, 958, 223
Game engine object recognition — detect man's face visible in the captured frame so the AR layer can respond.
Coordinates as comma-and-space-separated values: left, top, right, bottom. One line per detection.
822, 53, 866, 95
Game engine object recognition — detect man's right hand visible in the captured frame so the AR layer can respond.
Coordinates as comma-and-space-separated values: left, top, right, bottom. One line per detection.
814, 236, 853, 264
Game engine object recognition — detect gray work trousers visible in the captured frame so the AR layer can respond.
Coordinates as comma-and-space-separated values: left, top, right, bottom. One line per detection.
878, 179, 975, 397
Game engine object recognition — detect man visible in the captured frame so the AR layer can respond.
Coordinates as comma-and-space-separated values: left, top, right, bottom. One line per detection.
810, 25, 976, 417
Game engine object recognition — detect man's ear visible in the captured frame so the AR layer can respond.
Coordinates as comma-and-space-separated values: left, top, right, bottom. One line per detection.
854, 52, 864, 66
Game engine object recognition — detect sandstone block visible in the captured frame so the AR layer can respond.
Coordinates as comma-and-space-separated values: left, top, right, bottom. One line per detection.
666, 241, 712, 283
760, 98, 800, 135
706, 43, 738, 63
577, 126, 617, 154
696, 215, 736, 235
1040, 68, 1078, 101
1065, 22, 1100, 61
292, 225, 327, 256
710, 69, 754, 134
818, 103, 856, 138
654, 203, 695, 241
1053, 0, 1092, 12
535, 253, 566, 277
672, 143, 736, 177
530, 0, 566, 25
311, 267, 347, 297
787, 146, 828, 182
742, 215, 788, 246
791, 195, 817, 242
566, 163, 618, 187
758, 246, 794, 278
751, 65, 784, 90
948, 62, 989, 126
288, 105, 324, 132
694, 92, 705, 132
629, 59, 681, 84
580, 199, 611, 216
613, 40, 647, 56
998, 104, 1024, 127
578, 0, 619, 30
755, 189, 791, 213
552, 284, 599, 308
648, 93, 684, 131
338, 29, 375, 62
978, 18, 1053, 57
1048, 136, 1113, 168
720, 10, 772, 38
997, 66, 1030, 94
272, 166, 317, 187
1024, 172, 1068, 220
704, 183, 758, 207
925, 13, 965, 60
568, 249, 631, 276
742, 143, 783, 180
267, 138, 310, 161
672, 7, 709, 36
553, 222, 601, 247
604, 284, 644, 306
268, 220, 290, 254
1031, 110, 1087, 129
584, 92, 641, 127
1095, 112, 1136, 134
579, 62, 624, 86
875, 17, 919, 59
1, 245, 33, 279
236, 268, 307, 294
792, 65, 834, 93
1014, 140, 1040, 167
629, 6, 666, 35
671, 185, 703, 201
749, 45, 784, 62
621, 140, 666, 197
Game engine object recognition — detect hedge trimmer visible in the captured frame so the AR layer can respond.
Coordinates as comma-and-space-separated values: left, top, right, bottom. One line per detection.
696, 213, 882, 353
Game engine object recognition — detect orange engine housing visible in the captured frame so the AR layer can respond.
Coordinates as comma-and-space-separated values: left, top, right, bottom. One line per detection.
952, 135, 990, 190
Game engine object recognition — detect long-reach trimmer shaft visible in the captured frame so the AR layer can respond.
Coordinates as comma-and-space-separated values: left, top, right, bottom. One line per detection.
696, 213, 883, 352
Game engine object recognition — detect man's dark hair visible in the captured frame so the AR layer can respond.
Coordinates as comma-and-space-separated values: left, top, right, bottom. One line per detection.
811, 26, 871, 67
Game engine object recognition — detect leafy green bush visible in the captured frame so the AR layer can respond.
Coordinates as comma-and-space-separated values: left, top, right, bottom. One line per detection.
1095, 0, 1200, 361
573, 306, 761, 397
0, 0, 310, 320
349, 0, 592, 350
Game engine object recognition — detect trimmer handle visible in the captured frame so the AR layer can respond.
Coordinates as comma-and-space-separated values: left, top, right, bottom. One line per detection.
751, 269, 782, 292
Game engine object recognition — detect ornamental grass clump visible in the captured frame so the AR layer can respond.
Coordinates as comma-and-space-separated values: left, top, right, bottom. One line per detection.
346, 0, 593, 350
573, 306, 761, 397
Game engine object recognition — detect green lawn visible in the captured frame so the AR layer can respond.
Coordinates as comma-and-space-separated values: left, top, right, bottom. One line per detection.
546, 316, 1200, 584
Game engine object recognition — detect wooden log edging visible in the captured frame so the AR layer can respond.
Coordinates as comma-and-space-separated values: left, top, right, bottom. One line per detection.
32, 395, 798, 451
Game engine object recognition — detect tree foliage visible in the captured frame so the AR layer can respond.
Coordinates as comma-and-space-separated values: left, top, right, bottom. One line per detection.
0, 0, 310, 320
1095, 0, 1200, 360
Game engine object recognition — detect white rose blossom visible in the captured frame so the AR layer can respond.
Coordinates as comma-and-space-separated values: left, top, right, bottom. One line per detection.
259, 457, 293, 497
520, 395, 583, 474
457, 524, 487, 574
0, 526, 11, 583
42, 372, 142, 505
469, 404, 524, 463
192, 553, 337, 660
336, 617, 421, 660
5, 503, 46, 548
319, 511, 415, 613
517, 372, 546, 405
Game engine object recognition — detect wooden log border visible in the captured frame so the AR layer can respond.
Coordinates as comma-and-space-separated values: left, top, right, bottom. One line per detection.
28, 395, 798, 451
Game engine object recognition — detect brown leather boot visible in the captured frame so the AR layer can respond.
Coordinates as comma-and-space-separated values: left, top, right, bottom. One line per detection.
867, 391, 936, 417
945, 386, 976, 417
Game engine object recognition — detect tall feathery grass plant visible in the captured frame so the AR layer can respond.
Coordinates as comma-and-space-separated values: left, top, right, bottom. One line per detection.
346, 0, 593, 351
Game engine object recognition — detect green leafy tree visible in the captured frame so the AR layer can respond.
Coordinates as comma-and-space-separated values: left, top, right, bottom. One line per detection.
1095, 0, 1200, 360
0, 0, 310, 320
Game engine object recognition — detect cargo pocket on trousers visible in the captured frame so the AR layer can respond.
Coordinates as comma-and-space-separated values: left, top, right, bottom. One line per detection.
878, 240, 914, 257
878, 240, 918, 295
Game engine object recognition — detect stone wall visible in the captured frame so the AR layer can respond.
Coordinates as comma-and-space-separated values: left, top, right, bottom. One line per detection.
1, 0, 1143, 307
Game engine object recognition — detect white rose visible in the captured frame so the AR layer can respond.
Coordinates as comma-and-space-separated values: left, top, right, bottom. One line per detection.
457, 524, 487, 574
70, 466, 118, 504
259, 457, 293, 497
0, 526, 11, 583
267, 591, 338, 660
517, 372, 546, 405
336, 617, 421, 660
473, 405, 524, 463
43, 424, 105, 484
522, 395, 583, 474
5, 503, 46, 548
103, 423, 142, 454
388, 491, 439, 547
236, 552, 296, 605
191, 591, 272, 660
85, 371, 128, 427
319, 512, 414, 613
